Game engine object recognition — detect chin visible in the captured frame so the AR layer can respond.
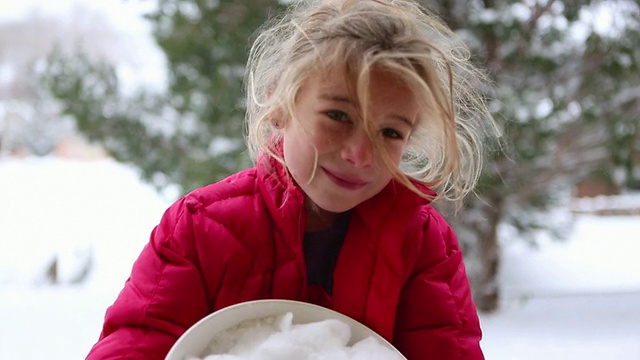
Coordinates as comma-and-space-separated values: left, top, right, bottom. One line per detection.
325, 205, 354, 213
314, 194, 367, 213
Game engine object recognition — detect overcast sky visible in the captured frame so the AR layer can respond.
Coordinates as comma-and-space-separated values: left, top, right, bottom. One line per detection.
0, 0, 166, 92
0, 0, 154, 26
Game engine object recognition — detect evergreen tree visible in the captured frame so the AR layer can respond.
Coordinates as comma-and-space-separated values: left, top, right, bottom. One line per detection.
426, 0, 640, 311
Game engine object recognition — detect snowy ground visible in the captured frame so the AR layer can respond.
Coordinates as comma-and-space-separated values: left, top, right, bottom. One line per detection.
1, 156, 639, 359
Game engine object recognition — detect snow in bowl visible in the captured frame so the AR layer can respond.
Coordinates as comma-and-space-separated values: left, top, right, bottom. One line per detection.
165, 299, 407, 360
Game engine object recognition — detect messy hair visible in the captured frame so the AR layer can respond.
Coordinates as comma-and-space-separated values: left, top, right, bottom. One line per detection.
245, 0, 498, 204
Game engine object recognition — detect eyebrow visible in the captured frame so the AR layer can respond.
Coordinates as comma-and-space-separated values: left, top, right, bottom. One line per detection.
319, 94, 416, 127
320, 94, 354, 105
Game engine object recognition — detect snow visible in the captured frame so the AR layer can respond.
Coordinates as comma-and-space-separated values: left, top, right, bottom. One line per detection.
484, 213, 640, 359
0, 157, 169, 359
0, 157, 169, 289
192, 312, 403, 360
1, 156, 639, 359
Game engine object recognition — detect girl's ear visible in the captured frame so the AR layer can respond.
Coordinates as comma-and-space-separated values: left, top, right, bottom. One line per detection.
271, 118, 283, 129
270, 107, 287, 129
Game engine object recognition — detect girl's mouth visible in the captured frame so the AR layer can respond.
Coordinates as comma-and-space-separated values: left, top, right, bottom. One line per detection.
322, 168, 367, 190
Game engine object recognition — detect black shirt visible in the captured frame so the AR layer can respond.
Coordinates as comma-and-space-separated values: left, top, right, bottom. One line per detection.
303, 212, 350, 295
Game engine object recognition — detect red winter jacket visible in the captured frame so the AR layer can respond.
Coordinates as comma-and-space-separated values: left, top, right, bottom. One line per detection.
87, 158, 483, 360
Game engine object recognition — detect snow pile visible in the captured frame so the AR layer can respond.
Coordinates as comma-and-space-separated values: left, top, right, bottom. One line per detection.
190, 312, 403, 360
570, 192, 640, 215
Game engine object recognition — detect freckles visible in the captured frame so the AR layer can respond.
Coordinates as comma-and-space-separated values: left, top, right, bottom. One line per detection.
311, 134, 333, 149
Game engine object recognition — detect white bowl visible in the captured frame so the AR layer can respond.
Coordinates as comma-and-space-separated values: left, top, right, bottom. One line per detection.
165, 299, 407, 360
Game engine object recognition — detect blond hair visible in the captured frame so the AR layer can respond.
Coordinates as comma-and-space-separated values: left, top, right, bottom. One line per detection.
245, 0, 498, 204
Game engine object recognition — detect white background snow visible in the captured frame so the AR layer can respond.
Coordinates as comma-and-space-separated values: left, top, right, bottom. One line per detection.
1, 1, 640, 359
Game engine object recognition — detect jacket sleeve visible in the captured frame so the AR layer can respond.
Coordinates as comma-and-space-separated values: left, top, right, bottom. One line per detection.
394, 209, 484, 360
87, 196, 211, 360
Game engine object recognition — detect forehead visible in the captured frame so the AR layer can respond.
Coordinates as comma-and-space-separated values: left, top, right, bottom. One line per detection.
309, 65, 416, 101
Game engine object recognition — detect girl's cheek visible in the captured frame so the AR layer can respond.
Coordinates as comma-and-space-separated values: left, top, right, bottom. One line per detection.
382, 142, 407, 166
314, 122, 346, 146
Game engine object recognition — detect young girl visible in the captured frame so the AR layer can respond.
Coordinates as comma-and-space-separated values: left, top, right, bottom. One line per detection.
88, 0, 497, 359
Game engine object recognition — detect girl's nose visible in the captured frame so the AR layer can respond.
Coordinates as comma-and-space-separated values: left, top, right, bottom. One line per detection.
341, 131, 374, 168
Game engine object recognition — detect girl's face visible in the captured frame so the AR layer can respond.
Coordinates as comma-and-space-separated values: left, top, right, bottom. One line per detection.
281, 67, 418, 213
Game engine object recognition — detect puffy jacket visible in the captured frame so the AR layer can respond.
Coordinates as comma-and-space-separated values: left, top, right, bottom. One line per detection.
87, 158, 483, 360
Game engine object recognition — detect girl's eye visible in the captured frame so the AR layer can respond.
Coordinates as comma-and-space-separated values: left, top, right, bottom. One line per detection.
381, 128, 404, 140
326, 110, 349, 122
